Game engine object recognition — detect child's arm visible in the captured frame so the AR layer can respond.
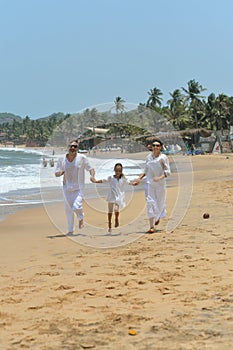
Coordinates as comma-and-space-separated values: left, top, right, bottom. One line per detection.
90, 177, 103, 183
124, 176, 135, 186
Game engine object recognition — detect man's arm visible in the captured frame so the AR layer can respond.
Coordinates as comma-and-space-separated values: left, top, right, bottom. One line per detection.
55, 157, 64, 177
55, 170, 65, 177
89, 168, 95, 177
89, 168, 95, 181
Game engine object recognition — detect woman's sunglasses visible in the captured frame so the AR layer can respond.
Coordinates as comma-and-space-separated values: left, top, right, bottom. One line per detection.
69, 145, 78, 149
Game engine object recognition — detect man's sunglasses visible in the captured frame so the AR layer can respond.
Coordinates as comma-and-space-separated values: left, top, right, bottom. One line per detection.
69, 145, 78, 149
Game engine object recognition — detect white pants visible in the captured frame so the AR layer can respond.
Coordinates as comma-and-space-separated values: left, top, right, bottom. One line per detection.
145, 183, 166, 221
63, 188, 84, 232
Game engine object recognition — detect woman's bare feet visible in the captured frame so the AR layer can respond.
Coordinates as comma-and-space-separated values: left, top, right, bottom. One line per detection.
146, 228, 155, 234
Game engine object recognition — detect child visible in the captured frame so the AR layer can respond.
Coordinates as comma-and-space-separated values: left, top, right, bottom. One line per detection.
91, 163, 131, 232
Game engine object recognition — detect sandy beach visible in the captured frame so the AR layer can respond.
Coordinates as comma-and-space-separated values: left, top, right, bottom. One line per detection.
0, 153, 233, 349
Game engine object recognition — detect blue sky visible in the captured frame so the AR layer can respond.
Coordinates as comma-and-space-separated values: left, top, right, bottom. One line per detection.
1, 0, 233, 119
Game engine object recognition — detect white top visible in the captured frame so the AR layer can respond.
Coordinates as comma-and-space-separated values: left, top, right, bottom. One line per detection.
144, 153, 170, 185
56, 154, 93, 191
103, 175, 129, 208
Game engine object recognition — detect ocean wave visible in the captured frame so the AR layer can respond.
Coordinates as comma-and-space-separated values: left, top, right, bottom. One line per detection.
0, 147, 44, 155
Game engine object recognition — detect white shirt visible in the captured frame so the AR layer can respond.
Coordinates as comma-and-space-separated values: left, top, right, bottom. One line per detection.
56, 154, 93, 191
103, 175, 129, 208
145, 153, 170, 185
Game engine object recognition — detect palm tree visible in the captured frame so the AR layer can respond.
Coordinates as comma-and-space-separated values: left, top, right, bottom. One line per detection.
163, 106, 191, 130
113, 96, 125, 124
201, 93, 217, 129
228, 97, 233, 126
167, 89, 185, 110
215, 94, 230, 133
146, 87, 163, 109
114, 96, 125, 114
165, 89, 190, 129
22, 116, 31, 134
182, 79, 206, 128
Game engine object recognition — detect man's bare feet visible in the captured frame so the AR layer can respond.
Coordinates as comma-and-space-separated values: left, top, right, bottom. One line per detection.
79, 219, 84, 229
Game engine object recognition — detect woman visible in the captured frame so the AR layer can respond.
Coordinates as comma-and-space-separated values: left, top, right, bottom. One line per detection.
55, 140, 95, 235
134, 139, 171, 233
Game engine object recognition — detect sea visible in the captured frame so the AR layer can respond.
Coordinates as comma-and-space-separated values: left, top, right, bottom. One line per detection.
0, 147, 145, 221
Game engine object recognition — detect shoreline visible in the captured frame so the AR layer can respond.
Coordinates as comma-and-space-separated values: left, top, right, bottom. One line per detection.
0, 152, 232, 224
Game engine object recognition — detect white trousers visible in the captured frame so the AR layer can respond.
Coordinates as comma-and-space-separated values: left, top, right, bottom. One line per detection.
145, 183, 166, 221
63, 188, 84, 232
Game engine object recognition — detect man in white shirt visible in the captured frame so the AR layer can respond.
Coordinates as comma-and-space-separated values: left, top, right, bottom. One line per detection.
55, 140, 95, 235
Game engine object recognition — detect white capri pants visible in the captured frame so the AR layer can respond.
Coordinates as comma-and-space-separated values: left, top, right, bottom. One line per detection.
63, 188, 84, 232
145, 183, 166, 221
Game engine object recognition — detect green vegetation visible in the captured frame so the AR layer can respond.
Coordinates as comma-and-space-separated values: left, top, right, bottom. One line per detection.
0, 112, 22, 124
1, 79, 233, 147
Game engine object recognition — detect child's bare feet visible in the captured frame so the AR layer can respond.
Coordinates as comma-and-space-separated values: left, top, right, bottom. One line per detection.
108, 228, 112, 233
114, 211, 120, 228
115, 220, 119, 228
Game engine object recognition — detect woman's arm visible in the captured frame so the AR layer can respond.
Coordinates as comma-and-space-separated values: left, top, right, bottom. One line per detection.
132, 173, 146, 186
162, 155, 171, 177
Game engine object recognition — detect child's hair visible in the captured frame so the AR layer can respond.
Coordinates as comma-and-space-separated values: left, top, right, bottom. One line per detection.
114, 163, 123, 171
114, 163, 124, 178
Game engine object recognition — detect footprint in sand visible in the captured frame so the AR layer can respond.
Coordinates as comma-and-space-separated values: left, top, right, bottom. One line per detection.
54, 285, 74, 291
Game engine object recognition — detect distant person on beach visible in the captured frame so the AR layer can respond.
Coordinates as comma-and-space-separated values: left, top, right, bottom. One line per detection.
42, 158, 47, 167
49, 158, 54, 167
55, 140, 95, 235
91, 163, 132, 232
133, 139, 171, 233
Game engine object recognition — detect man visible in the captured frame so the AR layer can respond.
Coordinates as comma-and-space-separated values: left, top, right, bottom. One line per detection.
55, 140, 95, 235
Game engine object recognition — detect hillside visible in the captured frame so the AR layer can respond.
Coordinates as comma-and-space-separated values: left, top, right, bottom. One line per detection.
0, 113, 22, 124
0, 112, 67, 124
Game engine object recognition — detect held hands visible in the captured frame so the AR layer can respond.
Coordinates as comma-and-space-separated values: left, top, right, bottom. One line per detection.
131, 174, 165, 184
132, 173, 145, 186
131, 178, 141, 186
90, 177, 102, 183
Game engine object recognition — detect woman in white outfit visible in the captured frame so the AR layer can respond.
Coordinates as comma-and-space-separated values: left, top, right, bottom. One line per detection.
91, 163, 131, 232
134, 139, 170, 233
55, 140, 95, 235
